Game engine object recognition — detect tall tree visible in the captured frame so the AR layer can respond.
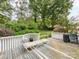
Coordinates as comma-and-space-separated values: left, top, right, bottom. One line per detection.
14, 0, 29, 20
0, 0, 13, 23
29, 0, 73, 28
50, 0, 72, 25
0, 14, 10, 24
0, 0, 13, 18
29, 0, 53, 22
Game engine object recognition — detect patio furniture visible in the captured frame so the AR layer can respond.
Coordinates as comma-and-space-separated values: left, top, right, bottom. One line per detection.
69, 33, 78, 44
63, 33, 70, 42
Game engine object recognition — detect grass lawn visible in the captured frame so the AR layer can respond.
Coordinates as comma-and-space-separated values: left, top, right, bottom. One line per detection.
39, 30, 53, 39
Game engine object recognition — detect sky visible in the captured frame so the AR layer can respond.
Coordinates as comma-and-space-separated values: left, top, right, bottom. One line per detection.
69, 0, 79, 18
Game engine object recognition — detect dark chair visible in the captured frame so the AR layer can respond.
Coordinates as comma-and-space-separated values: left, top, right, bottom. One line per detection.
63, 33, 70, 42
69, 34, 78, 44
29, 37, 33, 42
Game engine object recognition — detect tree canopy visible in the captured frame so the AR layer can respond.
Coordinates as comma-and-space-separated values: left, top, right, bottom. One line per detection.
0, 0, 13, 24
0, 0, 13, 16
29, 0, 73, 28
0, 0, 73, 32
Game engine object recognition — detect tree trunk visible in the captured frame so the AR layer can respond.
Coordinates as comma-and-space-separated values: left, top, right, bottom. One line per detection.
34, 16, 37, 22
42, 17, 46, 29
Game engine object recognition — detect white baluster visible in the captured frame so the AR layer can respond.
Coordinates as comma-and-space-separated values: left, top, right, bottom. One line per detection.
11, 37, 13, 49
4, 39, 6, 51
0, 40, 1, 53
5, 38, 7, 51
8, 38, 10, 50
10, 38, 12, 49
7, 38, 9, 51
11, 37, 12, 49
14, 39, 16, 48
3, 39, 5, 52
1, 39, 3, 53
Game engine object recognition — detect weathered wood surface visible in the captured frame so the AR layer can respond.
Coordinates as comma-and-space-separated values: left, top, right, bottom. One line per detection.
0, 33, 73, 59
23, 39, 48, 49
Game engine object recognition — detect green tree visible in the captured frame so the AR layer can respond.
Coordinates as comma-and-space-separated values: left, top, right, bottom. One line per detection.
14, 0, 29, 20
29, 0, 73, 29
29, 0, 53, 23
0, 0, 13, 17
0, 14, 10, 24
0, 0, 12, 24
50, 0, 72, 27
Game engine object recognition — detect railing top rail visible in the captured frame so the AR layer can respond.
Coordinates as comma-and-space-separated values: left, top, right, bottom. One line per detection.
0, 33, 40, 40
53, 32, 79, 35
0, 35, 24, 40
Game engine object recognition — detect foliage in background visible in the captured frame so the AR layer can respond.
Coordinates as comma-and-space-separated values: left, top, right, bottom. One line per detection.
0, 0, 13, 19
29, 0, 73, 29
13, 0, 29, 20
0, 0, 74, 37
0, 14, 10, 24
4, 19, 39, 35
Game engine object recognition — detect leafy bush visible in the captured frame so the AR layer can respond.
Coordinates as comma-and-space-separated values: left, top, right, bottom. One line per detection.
15, 30, 27, 35
15, 29, 39, 35
27, 21, 38, 30
25, 29, 39, 33
4, 20, 39, 35
5, 21, 27, 32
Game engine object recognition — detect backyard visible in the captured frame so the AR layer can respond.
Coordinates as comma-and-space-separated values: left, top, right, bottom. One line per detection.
0, 0, 79, 59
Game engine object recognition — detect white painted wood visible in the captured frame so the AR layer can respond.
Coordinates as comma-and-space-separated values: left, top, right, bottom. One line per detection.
0, 35, 23, 53
23, 39, 48, 49
0, 33, 40, 53
29, 33, 40, 41
0, 40, 1, 52
23, 33, 40, 42
52, 32, 64, 40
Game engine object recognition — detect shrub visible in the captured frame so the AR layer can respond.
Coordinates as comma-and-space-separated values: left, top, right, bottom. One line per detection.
26, 29, 39, 33
27, 21, 38, 30
14, 29, 39, 35
0, 28, 14, 37
5, 22, 27, 32
15, 30, 27, 35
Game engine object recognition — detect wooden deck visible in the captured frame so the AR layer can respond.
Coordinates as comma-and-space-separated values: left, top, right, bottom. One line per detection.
0, 33, 75, 59
23, 39, 48, 49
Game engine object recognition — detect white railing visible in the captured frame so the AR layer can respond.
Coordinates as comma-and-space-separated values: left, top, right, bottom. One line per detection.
52, 32, 79, 40
0, 35, 23, 53
0, 33, 40, 53
23, 33, 40, 40
51, 32, 64, 40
